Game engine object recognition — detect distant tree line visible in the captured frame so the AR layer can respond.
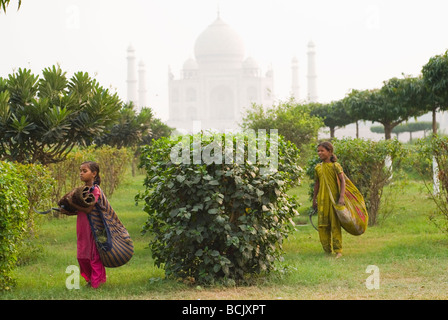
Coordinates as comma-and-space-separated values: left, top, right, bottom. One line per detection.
243, 50, 448, 143
370, 121, 437, 141
310, 50, 448, 140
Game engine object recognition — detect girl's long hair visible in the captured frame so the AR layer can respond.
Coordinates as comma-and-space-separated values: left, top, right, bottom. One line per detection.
318, 141, 338, 163
81, 161, 101, 185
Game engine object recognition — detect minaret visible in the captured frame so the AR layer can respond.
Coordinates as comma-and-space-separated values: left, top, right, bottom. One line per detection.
138, 60, 147, 109
291, 56, 300, 100
307, 40, 318, 102
126, 44, 138, 105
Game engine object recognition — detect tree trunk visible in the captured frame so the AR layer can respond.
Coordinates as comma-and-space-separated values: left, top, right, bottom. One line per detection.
330, 127, 335, 138
384, 123, 392, 140
356, 121, 359, 138
433, 108, 438, 135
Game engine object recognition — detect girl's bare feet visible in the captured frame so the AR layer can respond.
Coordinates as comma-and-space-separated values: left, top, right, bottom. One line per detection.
335, 252, 342, 259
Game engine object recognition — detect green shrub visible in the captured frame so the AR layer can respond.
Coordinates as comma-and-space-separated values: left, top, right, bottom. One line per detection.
137, 132, 302, 284
416, 135, 448, 233
0, 161, 29, 290
47, 147, 95, 210
92, 145, 132, 197
241, 100, 323, 164
400, 142, 432, 180
48, 146, 131, 208
14, 162, 55, 236
12, 163, 55, 265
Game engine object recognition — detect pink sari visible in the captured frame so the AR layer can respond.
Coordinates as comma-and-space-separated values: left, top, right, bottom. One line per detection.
76, 185, 106, 288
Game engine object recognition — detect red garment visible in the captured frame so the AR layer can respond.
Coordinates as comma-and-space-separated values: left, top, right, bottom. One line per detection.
76, 185, 106, 288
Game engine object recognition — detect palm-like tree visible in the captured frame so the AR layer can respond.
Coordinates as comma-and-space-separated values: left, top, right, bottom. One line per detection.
0, 0, 21, 13
0, 65, 123, 164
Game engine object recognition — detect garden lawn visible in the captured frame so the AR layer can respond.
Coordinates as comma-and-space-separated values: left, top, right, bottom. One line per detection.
1, 172, 447, 300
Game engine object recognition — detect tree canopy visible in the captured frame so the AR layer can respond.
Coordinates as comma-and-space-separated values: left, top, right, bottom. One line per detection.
370, 121, 436, 141
240, 100, 323, 150
0, 66, 122, 164
0, 0, 21, 13
310, 100, 354, 138
422, 49, 448, 134
344, 76, 428, 140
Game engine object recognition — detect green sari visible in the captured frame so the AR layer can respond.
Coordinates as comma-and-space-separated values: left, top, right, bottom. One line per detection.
315, 162, 343, 253
315, 162, 342, 227
317, 162, 368, 236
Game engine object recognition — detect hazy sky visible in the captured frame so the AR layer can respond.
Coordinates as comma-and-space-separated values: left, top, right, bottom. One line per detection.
1, 0, 448, 121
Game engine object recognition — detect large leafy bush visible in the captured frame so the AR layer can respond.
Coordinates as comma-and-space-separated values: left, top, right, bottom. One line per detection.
138, 132, 302, 284
333, 138, 405, 225
14, 163, 54, 236
0, 161, 29, 290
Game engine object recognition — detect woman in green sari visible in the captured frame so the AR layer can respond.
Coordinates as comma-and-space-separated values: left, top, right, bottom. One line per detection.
312, 142, 346, 258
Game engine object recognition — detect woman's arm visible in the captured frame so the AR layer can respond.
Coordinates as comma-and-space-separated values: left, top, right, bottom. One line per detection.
312, 179, 319, 209
337, 172, 346, 206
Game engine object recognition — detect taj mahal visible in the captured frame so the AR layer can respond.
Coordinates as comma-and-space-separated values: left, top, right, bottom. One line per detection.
125, 13, 448, 139
126, 13, 318, 132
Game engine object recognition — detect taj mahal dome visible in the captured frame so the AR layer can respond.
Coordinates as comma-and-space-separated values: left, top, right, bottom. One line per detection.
126, 13, 318, 132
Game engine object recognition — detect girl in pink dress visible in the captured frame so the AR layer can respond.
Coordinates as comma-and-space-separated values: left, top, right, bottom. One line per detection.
62, 161, 106, 288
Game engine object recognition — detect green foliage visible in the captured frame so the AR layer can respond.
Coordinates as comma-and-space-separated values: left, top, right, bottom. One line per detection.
422, 50, 448, 134
345, 76, 428, 140
92, 146, 132, 197
370, 121, 436, 140
95, 103, 170, 149
241, 99, 323, 153
422, 50, 448, 108
332, 138, 406, 225
310, 100, 354, 137
416, 136, 448, 233
0, 0, 21, 13
0, 161, 29, 290
246, 49, 447, 144
47, 147, 94, 207
11, 163, 55, 265
1, 173, 448, 299
0, 66, 122, 164
94, 103, 173, 176
14, 163, 55, 236
304, 155, 322, 201
141, 118, 173, 145
48, 145, 132, 205
137, 132, 303, 284
306, 138, 406, 225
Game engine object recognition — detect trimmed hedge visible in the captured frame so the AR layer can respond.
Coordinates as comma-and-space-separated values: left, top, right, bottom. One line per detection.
0, 161, 29, 290
417, 135, 448, 233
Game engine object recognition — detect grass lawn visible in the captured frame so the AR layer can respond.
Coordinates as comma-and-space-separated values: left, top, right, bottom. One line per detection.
1, 170, 448, 300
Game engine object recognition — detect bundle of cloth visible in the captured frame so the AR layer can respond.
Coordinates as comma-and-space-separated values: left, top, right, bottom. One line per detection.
34, 186, 96, 215
58, 186, 96, 214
